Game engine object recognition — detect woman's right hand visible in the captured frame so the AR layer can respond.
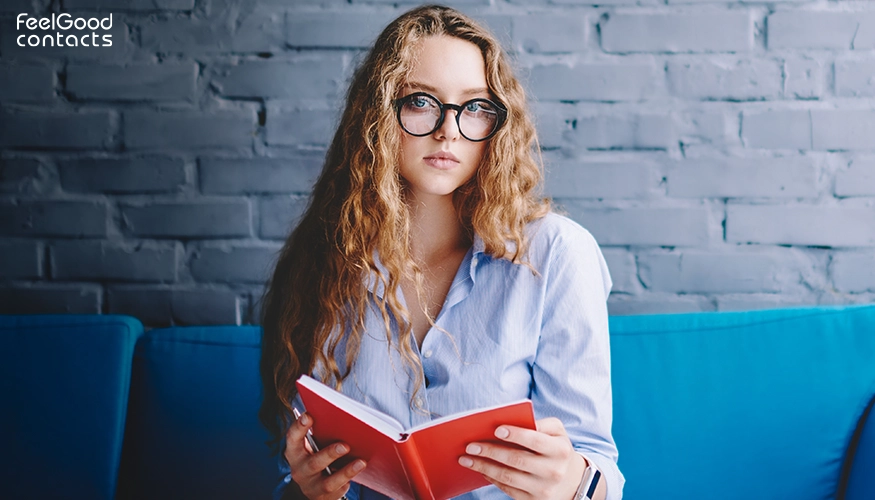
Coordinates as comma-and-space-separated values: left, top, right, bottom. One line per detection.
285, 412, 367, 499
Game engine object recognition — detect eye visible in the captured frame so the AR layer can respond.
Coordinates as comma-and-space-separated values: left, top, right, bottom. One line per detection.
410, 95, 433, 108
465, 101, 483, 113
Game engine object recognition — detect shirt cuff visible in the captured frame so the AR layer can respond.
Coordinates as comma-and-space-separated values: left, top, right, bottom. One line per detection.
576, 451, 625, 500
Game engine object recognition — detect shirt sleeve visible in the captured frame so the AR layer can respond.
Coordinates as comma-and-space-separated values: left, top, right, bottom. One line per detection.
531, 221, 625, 499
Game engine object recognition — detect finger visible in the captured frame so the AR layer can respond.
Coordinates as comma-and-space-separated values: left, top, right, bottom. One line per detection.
322, 459, 367, 493
483, 476, 530, 500
303, 442, 352, 477
464, 442, 541, 475
284, 412, 315, 467
534, 417, 567, 437
459, 454, 537, 493
493, 424, 558, 455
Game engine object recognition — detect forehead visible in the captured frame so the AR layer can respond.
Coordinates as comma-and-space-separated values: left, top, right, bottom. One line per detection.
405, 35, 488, 97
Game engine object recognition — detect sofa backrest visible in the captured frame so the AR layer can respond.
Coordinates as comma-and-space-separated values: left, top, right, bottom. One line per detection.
115, 325, 277, 500
0, 314, 143, 500
608, 305, 875, 500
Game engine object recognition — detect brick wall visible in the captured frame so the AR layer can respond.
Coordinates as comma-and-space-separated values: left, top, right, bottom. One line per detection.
1, 0, 873, 325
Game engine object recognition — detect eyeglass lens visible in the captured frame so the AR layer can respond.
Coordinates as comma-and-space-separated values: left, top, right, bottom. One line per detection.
399, 94, 500, 140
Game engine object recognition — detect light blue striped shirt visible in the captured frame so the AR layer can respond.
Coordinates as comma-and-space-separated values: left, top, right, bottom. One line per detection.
277, 212, 624, 499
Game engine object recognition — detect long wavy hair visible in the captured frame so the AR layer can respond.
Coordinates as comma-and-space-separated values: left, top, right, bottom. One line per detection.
259, 4, 550, 445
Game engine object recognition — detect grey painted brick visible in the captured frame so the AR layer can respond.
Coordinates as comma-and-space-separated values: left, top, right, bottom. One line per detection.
0, 0, 33, 14
267, 107, 338, 146
124, 110, 255, 150
742, 110, 811, 149
676, 110, 738, 149
0, 158, 58, 194
190, 244, 281, 284
533, 102, 576, 148
601, 12, 752, 53
63, 0, 195, 10
669, 0, 809, 3
608, 294, 715, 316
600, 248, 638, 294
563, 206, 711, 246
513, 13, 586, 53
0, 200, 107, 237
0, 65, 54, 102
769, 11, 875, 50
0, 240, 42, 279
567, 114, 675, 150
107, 287, 241, 326
812, 110, 875, 151
471, 14, 512, 51
638, 251, 790, 294
667, 59, 782, 101
835, 58, 875, 97
0, 285, 101, 314
550, 0, 661, 4
835, 159, 875, 197
527, 63, 660, 101
59, 157, 186, 193
1, 13, 131, 62
832, 252, 875, 293
0, 109, 111, 149
140, 10, 284, 53
50, 241, 177, 282
286, 11, 394, 48
727, 204, 875, 247
716, 294, 815, 312
667, 158, 818, 198
67, 61, 196, 101
260, 196, 309, 239
200, 157, 321, 194
545, 161, 654, 199
120, 200, 251, 239
213, 58, 344, 100
784, 57, 824, 100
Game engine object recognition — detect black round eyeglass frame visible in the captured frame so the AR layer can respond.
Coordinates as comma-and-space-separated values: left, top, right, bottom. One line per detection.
393, 92, 508, 142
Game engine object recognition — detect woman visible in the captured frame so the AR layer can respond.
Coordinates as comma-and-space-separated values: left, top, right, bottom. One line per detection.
260, 5, 623, 499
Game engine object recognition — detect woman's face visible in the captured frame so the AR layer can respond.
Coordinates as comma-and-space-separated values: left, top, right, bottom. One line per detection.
398, 35, 489, 202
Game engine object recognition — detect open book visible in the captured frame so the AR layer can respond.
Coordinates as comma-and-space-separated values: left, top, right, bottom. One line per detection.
296, 375, 536, 500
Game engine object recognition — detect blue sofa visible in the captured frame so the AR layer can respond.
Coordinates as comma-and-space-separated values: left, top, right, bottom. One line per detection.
3, 305, 874, 499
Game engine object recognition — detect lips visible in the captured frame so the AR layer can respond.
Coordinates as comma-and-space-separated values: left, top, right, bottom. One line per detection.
423, 150, 460, 170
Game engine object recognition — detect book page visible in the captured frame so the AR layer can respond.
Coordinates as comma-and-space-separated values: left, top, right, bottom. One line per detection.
408, 398, 532, 433
297, 375, 405, 438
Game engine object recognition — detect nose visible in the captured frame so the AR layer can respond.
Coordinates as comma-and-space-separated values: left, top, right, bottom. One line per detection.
434, 108, 461, 141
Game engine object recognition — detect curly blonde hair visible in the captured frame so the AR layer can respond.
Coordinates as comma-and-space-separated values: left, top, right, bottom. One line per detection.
259, 4, 550, 444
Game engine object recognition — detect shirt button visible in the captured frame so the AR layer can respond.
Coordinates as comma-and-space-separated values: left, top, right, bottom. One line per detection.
423, 350, 433, 358
415, 397, 424, 408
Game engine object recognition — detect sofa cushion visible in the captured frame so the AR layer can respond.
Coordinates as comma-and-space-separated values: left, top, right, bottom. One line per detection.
0, 314, 143, 500
609, 305, 875, 500
116, 325, 276, 500
843, 393, 875, 500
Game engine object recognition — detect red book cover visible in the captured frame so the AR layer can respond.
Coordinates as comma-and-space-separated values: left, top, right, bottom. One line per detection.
296, 375, 536, 500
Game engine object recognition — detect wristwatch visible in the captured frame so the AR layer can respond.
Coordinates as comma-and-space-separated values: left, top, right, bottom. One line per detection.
573, 461, 601, 500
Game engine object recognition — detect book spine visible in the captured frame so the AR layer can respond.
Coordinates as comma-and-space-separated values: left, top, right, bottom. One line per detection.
397, 435, 434, 500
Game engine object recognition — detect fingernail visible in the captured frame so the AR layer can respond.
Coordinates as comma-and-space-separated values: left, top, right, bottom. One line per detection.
299, 414, 310, 426
459, 457, 474, 468
466, 444, 481, 455
495, 427, 509, 439
335, 444, 348, 454
353, 460, 366, 472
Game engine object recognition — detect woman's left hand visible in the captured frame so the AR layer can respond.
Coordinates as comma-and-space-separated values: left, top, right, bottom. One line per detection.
458, 417, 585, 500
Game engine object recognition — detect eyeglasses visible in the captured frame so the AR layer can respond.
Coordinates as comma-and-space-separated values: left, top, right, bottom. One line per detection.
394, 92, 507, 142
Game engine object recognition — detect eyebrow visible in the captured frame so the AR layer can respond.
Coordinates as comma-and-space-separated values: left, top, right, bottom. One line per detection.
404, 82, 490, 98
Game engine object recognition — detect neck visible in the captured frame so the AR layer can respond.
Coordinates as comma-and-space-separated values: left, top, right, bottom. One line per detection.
405, 191, 470, 264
